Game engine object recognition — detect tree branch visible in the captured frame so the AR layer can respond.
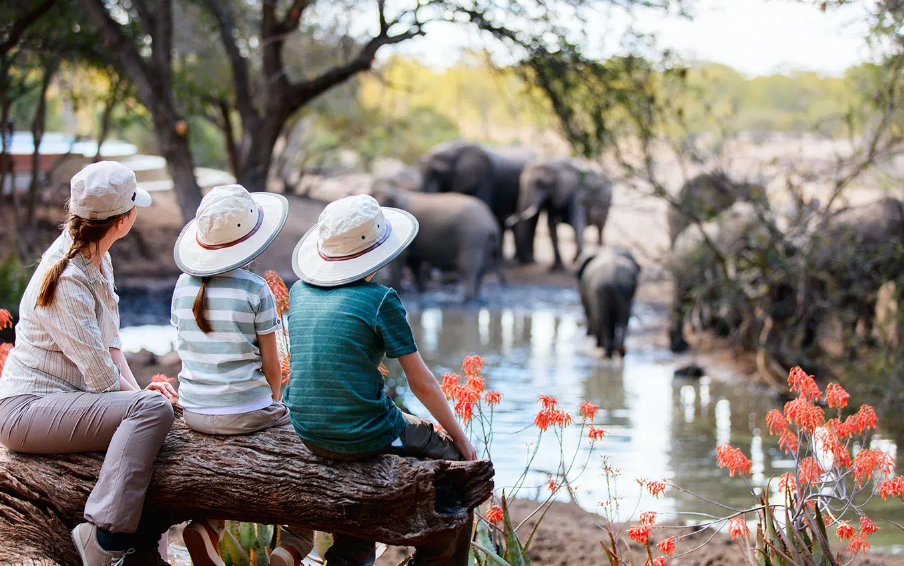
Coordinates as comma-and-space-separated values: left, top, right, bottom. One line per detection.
286, 25, 423, 113
0, 0, 58, 56
198, 0, 260, 129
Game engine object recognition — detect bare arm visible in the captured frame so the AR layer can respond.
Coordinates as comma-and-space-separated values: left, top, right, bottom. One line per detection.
110, 348, 139, 390
259, 331, 282, 401
398, 351, 477, 460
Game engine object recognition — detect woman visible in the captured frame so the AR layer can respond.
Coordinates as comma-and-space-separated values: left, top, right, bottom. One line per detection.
0, 161, 178, 566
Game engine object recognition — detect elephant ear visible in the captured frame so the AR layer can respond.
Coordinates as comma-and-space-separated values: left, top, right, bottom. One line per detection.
453, 145, 493, 195
553, 162, 583, 209
575, 249, 598, 279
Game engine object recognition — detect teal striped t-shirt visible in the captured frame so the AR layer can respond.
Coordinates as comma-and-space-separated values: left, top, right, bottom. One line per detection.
286, 280, 417, 455
170, 269, 281, 411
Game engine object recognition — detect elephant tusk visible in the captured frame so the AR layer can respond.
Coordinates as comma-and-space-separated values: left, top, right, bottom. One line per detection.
506, 204, 541, 228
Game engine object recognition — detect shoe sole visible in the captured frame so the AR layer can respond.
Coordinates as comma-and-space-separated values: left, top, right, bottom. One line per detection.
182, 524, 226, 566
70, 525, 90, 566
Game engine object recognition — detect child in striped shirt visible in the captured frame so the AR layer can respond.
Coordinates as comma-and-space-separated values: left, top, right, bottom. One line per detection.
170, 185, 312, 566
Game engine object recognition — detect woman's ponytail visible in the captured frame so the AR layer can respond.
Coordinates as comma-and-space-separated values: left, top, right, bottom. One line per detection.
35, 211, 130, 308
193, 277, 213, 333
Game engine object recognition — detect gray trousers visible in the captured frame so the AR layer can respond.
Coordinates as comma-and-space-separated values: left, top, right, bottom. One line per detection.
0, 390, 175, 533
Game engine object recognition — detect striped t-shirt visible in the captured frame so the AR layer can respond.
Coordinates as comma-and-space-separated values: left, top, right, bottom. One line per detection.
285, 280, 417, 455
170, 269, 281, 413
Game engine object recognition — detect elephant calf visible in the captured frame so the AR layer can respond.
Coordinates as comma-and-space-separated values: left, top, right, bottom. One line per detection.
667, 171, 764, 246
512, 159, 613, 270
577, 248, 640, 358
372, 178, 505, 301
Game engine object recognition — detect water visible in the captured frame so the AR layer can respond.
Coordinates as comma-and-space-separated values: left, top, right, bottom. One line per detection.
119, 283, 904, 553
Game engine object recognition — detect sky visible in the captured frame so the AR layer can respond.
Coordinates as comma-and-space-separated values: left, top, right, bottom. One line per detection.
377, 0, 874, 77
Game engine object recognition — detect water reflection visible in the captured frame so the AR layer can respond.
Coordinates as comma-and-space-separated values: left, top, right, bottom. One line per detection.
118, 285, 904, 551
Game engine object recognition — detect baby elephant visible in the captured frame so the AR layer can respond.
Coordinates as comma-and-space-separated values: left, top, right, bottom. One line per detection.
577, 248, 641, 358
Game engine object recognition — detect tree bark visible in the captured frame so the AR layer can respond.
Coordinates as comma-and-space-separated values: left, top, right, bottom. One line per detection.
0, 417, 494, 566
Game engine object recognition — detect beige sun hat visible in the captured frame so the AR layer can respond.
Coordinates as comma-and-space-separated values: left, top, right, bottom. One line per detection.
70, 161, 152, 220
292, 194, 418, 287
174, 184, 288, 277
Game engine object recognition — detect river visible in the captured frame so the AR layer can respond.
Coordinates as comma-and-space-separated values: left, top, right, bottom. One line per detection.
118, 283, 904, 553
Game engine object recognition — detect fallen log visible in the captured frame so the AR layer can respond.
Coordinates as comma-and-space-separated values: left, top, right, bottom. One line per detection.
0, 417, 494, 566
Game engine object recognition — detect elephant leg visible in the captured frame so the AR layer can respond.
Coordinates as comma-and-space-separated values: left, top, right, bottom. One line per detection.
597, 224, 604, 246
514, 215, 539, 264
670, 279, 691, 353
411, 260, 429, 293
579, 286, 595, 337
459, 248, 485, 303
570, 198, 587, 264
548, 213, 565, 271
387, 258, 404, 292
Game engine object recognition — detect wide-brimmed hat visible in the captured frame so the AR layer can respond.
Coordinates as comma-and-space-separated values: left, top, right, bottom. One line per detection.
174, 184, 288, 277
70, 161, 152, 220
293, 194, 418, 287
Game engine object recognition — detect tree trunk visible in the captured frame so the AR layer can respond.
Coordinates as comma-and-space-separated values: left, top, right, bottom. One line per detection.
0, 417, 494, 566
237, 116, 285, 192
26, 57, 59, 233
155, 118, 203, 221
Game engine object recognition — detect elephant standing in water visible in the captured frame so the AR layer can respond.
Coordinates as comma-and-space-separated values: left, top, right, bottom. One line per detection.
667, 172, 764, 245
510, 159, 613, 270
668, 202, 771, 353
372, 175, 505, 302
577, 248, 640, 358
807, 197, 904, 346
417, 141, 533, 259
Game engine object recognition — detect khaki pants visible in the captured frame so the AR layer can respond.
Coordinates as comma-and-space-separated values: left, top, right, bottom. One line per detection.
0, 391, 175, 533
304, 412, 472, 566
184, 401, 314, 555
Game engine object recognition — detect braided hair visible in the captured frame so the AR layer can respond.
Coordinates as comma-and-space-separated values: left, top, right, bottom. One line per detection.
36, 211, 130, 307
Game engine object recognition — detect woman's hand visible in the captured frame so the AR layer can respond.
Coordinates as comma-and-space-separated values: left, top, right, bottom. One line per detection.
453, 435, 478, 461
146, 381, 179, 405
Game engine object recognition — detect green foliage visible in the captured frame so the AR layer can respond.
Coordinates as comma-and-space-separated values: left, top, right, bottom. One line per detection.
218, 522, 276, 566
0, 252, 32, 318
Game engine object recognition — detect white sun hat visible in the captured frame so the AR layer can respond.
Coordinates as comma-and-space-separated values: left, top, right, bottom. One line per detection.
174, 184, 288, 277
70, 161, 152, 220
292, 194, 418, 287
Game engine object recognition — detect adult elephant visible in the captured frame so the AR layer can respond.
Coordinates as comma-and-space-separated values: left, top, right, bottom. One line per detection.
417, 141, 532, 259
509, 159, 612, 270
372, 176, 505, 302
576, 247, 640, 358
668, 202, 774, 353
667, 172, 764, 246
807, 197, 904, 347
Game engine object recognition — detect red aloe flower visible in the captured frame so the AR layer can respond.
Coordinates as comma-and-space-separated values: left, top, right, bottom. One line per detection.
484, 390, 501, 405
716, 443, 752, 477
263, 271, 290, 317
847, 533, 870, 554
547, 476, 560, 492
657, 537, 675, 556
454, 399, 473, 424
588, 425, 607, 441
579, 400, 599, 421
766, 409, 786, 435
441, 373, 460, 400
627, 525, 652, 544
0, 342, 12, 374
824, 383, 850, 409
784, 397, 824, 432
777, 472, 797, 494
878, 476, 904, 501
852, 449, 894, 487
844, 405, 878, 435
727, 516, 750, 540
779, 429, 799, 454
486, 505, 503, 524
798, 457, 823, 485
652, 558, 668, 566
835, 521, 855, 541
646, 480, 667, 498
640, 511, 657, 525
0, 309, 12, 329
462, 355, 484, 376
538, 394, 558, 409
859, 515, 879, 535
787, 366, 821, 401
466, 374, 484, 393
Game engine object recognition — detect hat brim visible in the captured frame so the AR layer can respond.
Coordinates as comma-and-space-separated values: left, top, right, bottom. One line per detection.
174, 192, 288, 277
134, 187, 152, 208
292, 207, 419, 287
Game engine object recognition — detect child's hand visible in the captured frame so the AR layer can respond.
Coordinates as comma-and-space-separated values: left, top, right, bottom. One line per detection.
147, 381, 179, 405
454, 436, 478, 461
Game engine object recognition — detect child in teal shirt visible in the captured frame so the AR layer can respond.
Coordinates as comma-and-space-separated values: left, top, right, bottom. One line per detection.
287, 194, 476, 566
